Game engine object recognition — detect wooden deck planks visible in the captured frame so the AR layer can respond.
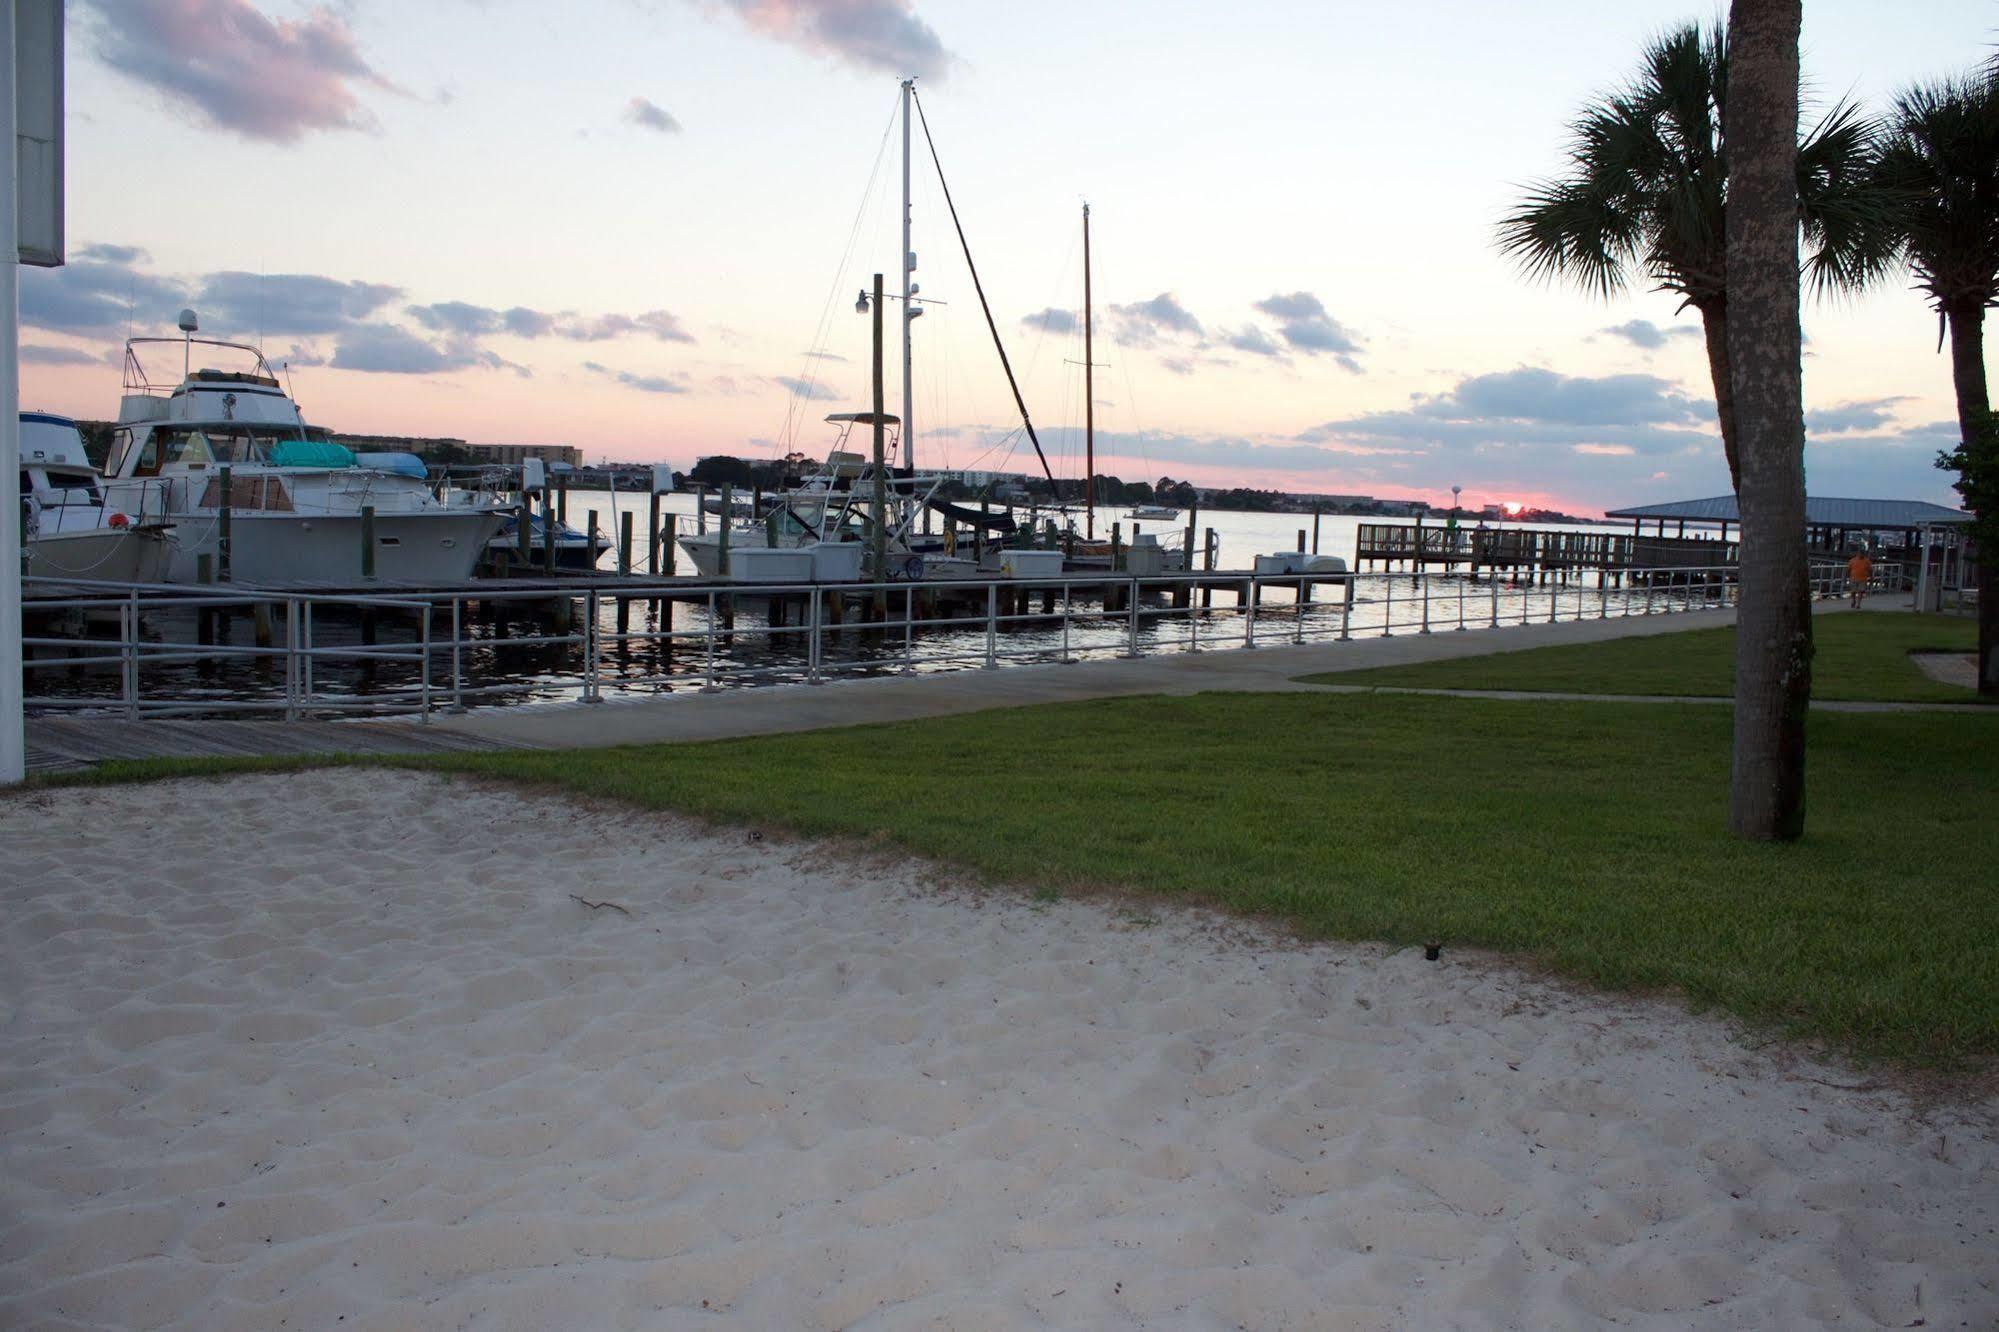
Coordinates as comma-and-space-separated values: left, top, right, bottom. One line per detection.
25, 717, 535, 774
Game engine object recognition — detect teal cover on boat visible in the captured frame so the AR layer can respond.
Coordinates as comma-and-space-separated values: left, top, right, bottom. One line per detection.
269, 440, 355, 469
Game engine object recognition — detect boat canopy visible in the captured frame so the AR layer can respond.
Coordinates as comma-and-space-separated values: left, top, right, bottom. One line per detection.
926, 498, 1018, 534
269, 439, 356, 469
353, 451, 429, 479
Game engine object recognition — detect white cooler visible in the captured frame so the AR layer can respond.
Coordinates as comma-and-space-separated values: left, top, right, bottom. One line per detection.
999, 549, 1065, 578
805, 541, 865, 581
728, 547, 815, 582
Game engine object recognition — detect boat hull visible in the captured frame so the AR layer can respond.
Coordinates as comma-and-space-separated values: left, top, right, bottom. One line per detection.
164, 511, 505, 585
25, 527, 174, 584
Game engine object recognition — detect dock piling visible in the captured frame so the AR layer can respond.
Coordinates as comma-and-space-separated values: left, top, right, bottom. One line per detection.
218, 466, 233, 582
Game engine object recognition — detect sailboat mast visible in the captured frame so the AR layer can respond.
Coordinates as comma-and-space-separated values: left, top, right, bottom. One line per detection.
1083, 202, 1094, 540
900, 78, 915, 476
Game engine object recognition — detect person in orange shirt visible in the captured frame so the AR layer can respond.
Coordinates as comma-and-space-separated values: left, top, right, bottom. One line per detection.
1846, 548, 1873, 608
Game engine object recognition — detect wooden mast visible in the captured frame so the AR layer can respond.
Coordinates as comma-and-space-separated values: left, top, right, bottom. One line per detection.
1083, 202, 1094, 540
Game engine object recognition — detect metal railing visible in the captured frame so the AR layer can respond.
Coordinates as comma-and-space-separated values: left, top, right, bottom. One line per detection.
22, 562, 1886, 722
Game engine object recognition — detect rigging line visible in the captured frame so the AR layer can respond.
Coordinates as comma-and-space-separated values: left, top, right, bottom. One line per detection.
910, 87, 1055, 485
781, 95, 900, 452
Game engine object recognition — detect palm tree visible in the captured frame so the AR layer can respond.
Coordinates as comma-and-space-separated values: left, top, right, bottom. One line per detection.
1874, 74, 1999, 695
1723, 0, 1811, 841
1497, 21, 1892, 491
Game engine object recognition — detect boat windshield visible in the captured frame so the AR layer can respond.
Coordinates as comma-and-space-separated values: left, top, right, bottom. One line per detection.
152, 426, 307, 468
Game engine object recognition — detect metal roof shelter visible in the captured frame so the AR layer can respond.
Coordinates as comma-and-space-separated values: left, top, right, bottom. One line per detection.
1604, 495, 1970, 529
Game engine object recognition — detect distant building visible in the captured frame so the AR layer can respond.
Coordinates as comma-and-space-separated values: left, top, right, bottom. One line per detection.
329, 432, 467, 454
466, 443, 583, 468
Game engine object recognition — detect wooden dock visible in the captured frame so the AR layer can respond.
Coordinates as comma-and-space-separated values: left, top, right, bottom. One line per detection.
1355, 522, 1738, 580
24, 717, 534, 776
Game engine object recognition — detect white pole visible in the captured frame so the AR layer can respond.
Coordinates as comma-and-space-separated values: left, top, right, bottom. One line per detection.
2, 2, 26, 785
899, 77, 914, 475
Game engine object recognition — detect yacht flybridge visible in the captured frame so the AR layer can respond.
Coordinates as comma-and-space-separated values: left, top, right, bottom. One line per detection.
99, 315, 505, 585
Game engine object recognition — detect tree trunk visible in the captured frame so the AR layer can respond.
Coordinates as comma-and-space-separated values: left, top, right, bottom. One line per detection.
1944, 303, 1998, 695
1725, 0, 1811, 841
1698, 299, 1742, 492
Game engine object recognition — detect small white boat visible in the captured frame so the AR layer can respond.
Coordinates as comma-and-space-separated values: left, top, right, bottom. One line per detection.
98, 317, 507, 585
19, 411, 173, 583
1127, 503, 1179, 521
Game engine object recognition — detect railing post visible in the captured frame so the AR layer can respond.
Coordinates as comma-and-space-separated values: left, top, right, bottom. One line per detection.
1601, 574, 1610, 619
1381, 573, 1393, 637
1455, 576, 1466, 631
302, 602, 314, 704
1294, 577, 1306, 644
1187, 578, 1199, 653
1644, 577, 1656, 615
1490, 575, 1500, 629
985, 582, 1000, 669
1549, 578, 1559, 624
1124, 579, 1141, 657
584, 590, 601, 703
901, 585, 915, 676
810, 587, 825, 684
419, 605, 433, 721
1060, 581, 1075, 662
1420, 572, 1431, 634
702, 591, 719, 692
282, 597, 297, 723
1341, 574, 1355, 641
1244, 575, 1259, 648
124, 590, 141, 719
450, 596, 464, 712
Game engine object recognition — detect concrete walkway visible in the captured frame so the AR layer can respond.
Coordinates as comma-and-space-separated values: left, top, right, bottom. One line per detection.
1309, 683, 1992, 714
435, 603, 1752, 750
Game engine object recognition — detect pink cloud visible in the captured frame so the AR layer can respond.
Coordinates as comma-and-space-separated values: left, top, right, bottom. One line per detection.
86, 0, 396, 143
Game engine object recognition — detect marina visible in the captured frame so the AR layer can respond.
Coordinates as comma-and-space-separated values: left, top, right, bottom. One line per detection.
2, 6, 1995, 1331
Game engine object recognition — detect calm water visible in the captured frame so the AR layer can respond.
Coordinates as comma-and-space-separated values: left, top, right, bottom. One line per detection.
25, 499, 1715, 717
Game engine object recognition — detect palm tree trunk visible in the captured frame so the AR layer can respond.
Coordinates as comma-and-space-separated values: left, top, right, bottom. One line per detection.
1944, 302, 1997, 695
1698, 300, 1742, 492
1725, 0, 1811, 841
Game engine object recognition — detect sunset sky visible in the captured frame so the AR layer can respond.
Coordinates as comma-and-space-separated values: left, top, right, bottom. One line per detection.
17, 0, 1989, 515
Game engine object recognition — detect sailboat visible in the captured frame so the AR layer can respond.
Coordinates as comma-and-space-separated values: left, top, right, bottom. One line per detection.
679, 79, 1050, 582
1064, 203, 1185, 573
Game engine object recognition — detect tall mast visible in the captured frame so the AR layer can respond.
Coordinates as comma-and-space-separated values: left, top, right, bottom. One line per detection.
900, 78, 915, 475
1083, 202, 1094, 540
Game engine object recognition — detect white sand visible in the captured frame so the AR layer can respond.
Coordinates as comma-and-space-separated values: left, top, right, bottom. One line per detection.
1, 771, 1993, 1331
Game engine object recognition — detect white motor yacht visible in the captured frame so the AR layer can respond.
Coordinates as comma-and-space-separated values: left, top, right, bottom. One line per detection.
19, 411, 174, 583
98, 318, 506, 585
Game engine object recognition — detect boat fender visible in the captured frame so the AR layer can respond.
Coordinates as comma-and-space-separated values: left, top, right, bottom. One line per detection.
902, 554, 926, 581
108, 512, 131, 529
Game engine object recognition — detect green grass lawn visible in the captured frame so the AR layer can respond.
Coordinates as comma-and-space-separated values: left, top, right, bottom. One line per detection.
1301, 611, 1983, 703
49, 692, 1999, 1073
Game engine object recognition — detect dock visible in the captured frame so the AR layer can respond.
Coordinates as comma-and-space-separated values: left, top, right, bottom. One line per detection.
1355, 521, 1738, 580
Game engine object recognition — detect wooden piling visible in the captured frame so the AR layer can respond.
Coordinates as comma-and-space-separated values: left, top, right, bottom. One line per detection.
619, 510, 633, 576
217, 465, 233, 582
647, 492, 661, 574
557, 473, 569, 525
195, 553, 214, 651
662, 514, 678, 577
541, 491, 557, 574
